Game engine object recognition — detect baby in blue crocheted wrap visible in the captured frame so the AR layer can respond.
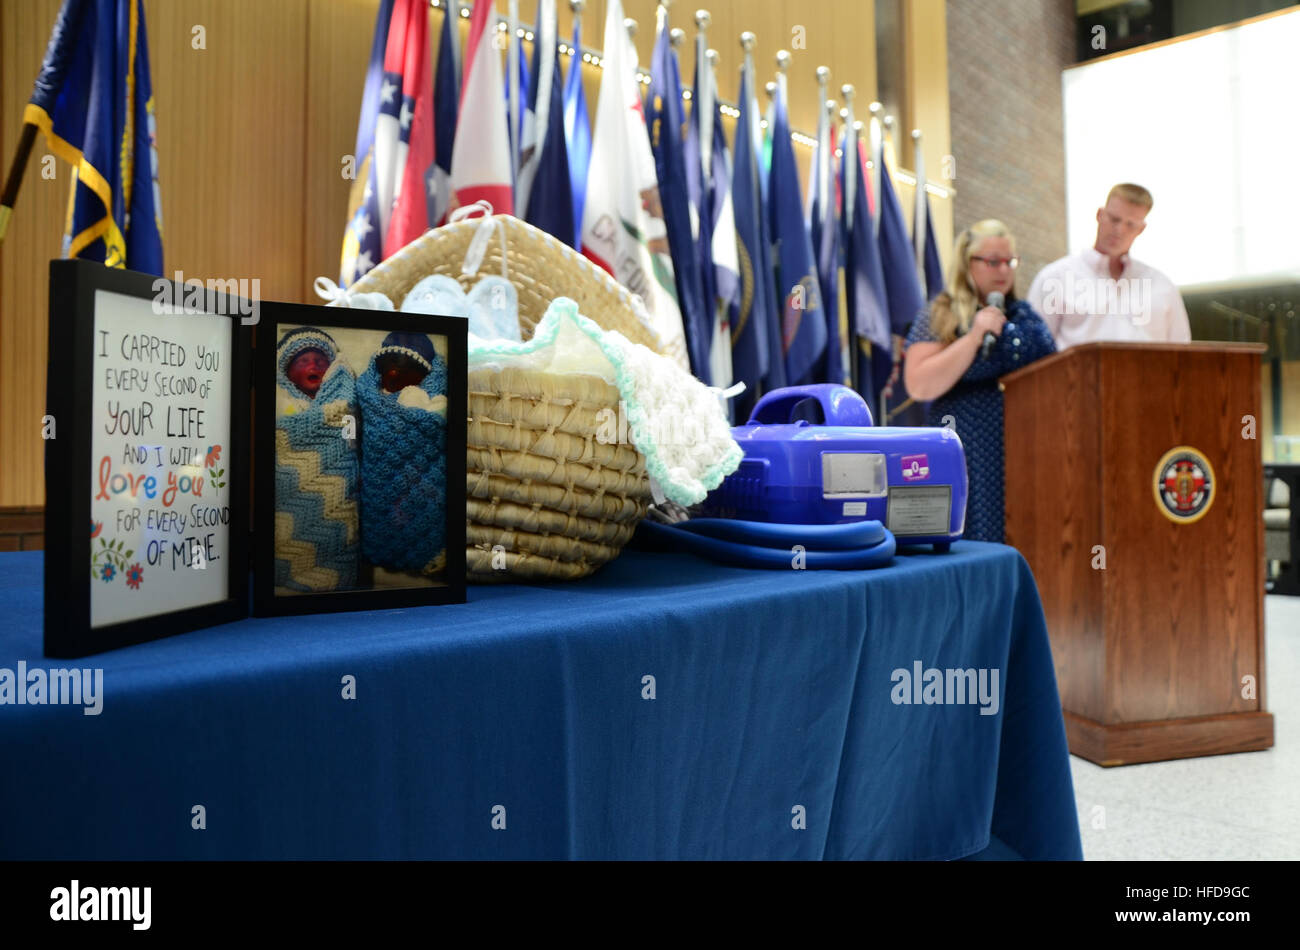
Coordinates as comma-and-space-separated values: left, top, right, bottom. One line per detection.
274, 326, 360, 593
358, 331, 448, 576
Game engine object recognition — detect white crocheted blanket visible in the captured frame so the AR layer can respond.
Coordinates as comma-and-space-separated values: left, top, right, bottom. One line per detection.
468, 298, 742, 506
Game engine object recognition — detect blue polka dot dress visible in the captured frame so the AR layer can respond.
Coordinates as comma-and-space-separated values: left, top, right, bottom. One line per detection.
904, 299, 1056, 543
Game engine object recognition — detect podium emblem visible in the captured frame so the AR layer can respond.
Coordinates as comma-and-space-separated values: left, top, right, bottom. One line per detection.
1152, 446, 1216, 524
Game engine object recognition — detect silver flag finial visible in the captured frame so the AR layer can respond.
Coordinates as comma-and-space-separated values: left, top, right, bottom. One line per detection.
776, 49, 791, 72
695, 9, 710, 31
740, 31, 756, 52
670, 27, 686, 48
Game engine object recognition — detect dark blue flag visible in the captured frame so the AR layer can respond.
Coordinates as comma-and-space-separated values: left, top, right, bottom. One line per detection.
28, 0, 163, 273
506, 31, 531, 184
768, 80, 826, 385
519, 1, 574, 246
431, 0, 458, 225
809, 124, 842, 386
562, 16, 591, 249
874, 154, 927, 423
730, 55, 773, 421
339, 0, 394, 283
877, 155, 926, 335
922, 196, 944, 301
564, 17, 595, 252
840, 140, 891, 409
647, 12, 711, 382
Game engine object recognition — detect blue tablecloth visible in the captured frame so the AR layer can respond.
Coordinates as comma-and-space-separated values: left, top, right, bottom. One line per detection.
0, 544, 1081, 860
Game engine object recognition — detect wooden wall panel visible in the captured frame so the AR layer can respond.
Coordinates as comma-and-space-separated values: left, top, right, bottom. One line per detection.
142, 0, 309, 304
302, 0, 382, 302
0, 0, 66, 507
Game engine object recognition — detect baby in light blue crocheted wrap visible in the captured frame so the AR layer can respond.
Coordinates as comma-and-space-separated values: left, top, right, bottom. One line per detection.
274, 326, 360, 593
358, 331, 448, 576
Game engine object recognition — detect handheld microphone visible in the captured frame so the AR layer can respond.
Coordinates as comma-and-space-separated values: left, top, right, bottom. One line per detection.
981, 291, 1005, 360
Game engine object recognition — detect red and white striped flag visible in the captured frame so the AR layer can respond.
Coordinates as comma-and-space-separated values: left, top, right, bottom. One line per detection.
450, 0, 514, 215
382, 0, 436, 257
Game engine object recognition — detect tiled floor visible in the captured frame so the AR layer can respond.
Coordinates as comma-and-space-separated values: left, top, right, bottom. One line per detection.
1070, 595, 1300, 860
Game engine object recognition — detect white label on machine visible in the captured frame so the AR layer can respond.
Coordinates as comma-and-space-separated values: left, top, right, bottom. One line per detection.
822, 452, 887, 497
887, 486, 952, 536
842, 501, 867, 516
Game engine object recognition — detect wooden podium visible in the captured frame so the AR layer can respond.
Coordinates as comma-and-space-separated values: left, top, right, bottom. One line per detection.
1002, 342, 1273, 766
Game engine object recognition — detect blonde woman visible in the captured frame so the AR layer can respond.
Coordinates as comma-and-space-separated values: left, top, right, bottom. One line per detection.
903, 220, 1056, 543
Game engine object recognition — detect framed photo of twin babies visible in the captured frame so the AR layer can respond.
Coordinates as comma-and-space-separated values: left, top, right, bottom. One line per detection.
252, 303, 467, 615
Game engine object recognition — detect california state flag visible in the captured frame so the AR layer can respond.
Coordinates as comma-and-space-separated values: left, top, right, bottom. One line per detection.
450, 0, 513, 214
580, 0, 688, 370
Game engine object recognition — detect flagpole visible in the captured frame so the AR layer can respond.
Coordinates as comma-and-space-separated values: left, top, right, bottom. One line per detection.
695, 10, 712, 181
0, 122, 38, 245
912, 128, 927, 295
448, 2, 462, 95
883, 113, 898, 175
508, 0, 520, 186
842, 84, 860, 396
811, 66, 829, 224
868, 100, 883, 236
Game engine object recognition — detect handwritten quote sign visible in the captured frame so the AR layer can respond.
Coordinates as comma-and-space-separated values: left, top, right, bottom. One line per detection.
89, 290, 233, 628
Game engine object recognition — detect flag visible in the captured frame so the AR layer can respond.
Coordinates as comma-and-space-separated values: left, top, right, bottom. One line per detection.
27, 0, 163, 273
430, 0, 459, 226
841, 127, 891, 411
580, 0, 689, 371
517, 0, 574, 246
872, 153, 927, 423
912, 138, 944, 301
685, 45, 737, 391
647, 6, 711, 382
809, 104, 842, 385
507, 0, 521, 184
339, 0, 434, 283
730, 50, 775, 422
382, 0, 436, 258
450, 0, 513, 214
769, 76, 826, 385
876, 154, 925, 336
562, 14, 591, 250
760, 90, 775, 193
507, 27, 531, 182
921, 206, 943, 301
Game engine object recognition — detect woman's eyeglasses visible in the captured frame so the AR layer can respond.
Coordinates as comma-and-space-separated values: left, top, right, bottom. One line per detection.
970, 256, 1019, 270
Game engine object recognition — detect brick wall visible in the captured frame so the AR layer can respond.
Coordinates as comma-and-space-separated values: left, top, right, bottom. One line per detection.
945, 0, 1076, 295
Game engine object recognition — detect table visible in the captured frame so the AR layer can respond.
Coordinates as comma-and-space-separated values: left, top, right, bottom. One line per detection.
0, 543, 1082, 860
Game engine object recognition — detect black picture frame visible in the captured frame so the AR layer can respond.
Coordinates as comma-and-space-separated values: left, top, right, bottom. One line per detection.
43, 260, 252, 658
252, 302, 466, 616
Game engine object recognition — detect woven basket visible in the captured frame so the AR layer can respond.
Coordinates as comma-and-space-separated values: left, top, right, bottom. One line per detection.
348, 214, 661, 582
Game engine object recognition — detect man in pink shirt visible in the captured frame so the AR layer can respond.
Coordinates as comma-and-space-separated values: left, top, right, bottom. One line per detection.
1027, 183, 1191, 350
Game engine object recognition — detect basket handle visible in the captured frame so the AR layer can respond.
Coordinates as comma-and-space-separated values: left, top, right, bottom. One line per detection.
451, 201, 509, 281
